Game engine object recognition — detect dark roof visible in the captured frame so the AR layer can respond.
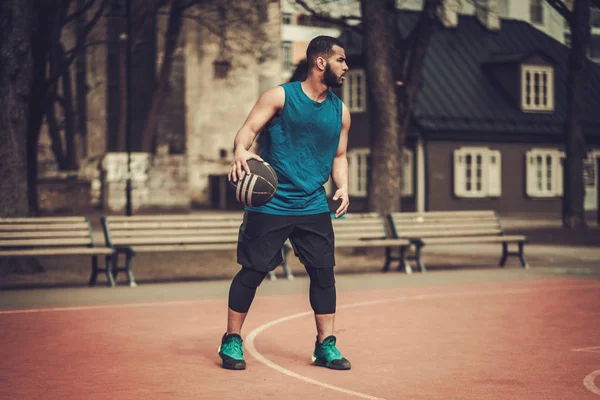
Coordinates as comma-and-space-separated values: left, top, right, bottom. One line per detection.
337, 12, 600, 137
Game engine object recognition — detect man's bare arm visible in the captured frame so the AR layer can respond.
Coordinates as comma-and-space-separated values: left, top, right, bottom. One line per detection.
331, 103, 351, 218
229, 86, 285, 182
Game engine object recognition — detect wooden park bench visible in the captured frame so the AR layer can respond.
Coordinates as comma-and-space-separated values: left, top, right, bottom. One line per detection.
0, 217, 115, 286
328, 213, 412, 273
388, 210, 528, 272
101, 212, 412, 286
101, 213, 250, 287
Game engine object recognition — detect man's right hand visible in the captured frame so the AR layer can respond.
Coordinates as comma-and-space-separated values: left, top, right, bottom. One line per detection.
228, 149, 264, 183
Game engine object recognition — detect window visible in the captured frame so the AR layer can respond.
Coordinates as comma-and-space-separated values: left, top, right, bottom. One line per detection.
591, 7, 600, 28
401, 148, 414, 197
281, 41, 292, 70
530, 0, 544, 24
526, 149, 564, 198
521, 65, 554, 112
347, 147, 414, 197
453, 147, 502, 198
342, 69, 366, 113
498, 0, 509, 18
348, 148, 370, 197
282, 12, 292, 25
590, 35, 600, 61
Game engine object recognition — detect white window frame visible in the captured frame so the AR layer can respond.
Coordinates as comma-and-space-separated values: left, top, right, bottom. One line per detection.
453, 147, 502, 198
401, 148, 414, 197
346, 147, 414, 198
526, 149, 565, 198
521, 65, 554, 112
282, 41, 292, 70
530, 0, 544, 24
348, 148, 370, 197
342, 69, 366, 113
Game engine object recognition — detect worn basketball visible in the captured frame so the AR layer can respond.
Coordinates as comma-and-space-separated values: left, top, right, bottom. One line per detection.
230, 159, 278, 207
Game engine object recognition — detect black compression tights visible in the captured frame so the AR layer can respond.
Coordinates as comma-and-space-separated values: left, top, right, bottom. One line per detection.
228, 266, 336, 314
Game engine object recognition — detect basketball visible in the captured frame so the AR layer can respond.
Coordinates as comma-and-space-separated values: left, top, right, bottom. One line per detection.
230, 159, 278, 207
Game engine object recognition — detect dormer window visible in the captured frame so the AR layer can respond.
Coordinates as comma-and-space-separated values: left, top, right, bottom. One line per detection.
521, 65, 554, 112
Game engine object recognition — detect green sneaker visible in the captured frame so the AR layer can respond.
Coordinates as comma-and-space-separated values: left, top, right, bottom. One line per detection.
218, 333, 246, 370
312, 335, 351, 370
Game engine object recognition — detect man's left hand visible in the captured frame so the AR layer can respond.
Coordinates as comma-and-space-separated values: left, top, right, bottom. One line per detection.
332, 188, 349, 218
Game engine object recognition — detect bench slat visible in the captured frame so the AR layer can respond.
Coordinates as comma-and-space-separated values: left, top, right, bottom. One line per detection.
392, 222, 500, 230
121, 243, 240, 252
0, 217, 88, 223
0, 238, 93, 247
396, 229, 502, 238
391, 210, 496, 218
108, 221, 242, 230
110, 236, 240, 246
110, 228, 240, 237
106, 214, 243, 222
420, 235, 526, 245
336, 238, 410, 247
0, 231, 91, 239
0, 222, 90, 231
0, 247, 113, 257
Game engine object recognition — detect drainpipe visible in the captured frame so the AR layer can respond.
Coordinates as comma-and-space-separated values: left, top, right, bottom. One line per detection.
416, 136, 426, 212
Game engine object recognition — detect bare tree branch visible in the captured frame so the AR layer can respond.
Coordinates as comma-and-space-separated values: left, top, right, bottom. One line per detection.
544, 0, 574, 23
294, 0, 364, 35
63, 0, 96, 25
44, 0, 109, 89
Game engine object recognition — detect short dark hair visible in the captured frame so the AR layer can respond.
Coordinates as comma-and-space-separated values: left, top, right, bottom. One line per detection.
306, 35, 344, 66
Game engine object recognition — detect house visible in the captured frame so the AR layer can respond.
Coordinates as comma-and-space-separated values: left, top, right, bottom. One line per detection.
291, 8, 600, 214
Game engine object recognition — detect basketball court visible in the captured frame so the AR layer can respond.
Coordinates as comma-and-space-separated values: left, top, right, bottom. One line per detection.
1, 269, 599, 399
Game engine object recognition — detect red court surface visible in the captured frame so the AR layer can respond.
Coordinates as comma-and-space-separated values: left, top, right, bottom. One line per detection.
1, 273, 600, 399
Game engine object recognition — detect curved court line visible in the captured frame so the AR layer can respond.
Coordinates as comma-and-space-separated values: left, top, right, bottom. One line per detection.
246, 283, 600, 400
584, 371, 600, 396
0, 298, 222, 315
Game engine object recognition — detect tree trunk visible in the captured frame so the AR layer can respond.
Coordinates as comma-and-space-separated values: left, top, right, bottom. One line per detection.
563, 0, 590, 229
46, 99, 69, 170
397, 0, 441, 135
361, 0, 402, 215
139, 0, 184, 153
0, 0, 34, 217
76, 0, 88, 157
59, 44, 80, 170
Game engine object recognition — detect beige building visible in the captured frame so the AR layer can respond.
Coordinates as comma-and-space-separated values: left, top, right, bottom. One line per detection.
37, 1, 281, 213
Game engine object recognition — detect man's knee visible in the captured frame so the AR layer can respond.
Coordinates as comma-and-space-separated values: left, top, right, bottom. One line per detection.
307, 267, 335, 289
237, 267, 268, 289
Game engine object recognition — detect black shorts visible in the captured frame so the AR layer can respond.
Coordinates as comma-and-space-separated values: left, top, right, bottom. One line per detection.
237, 211, 335, 272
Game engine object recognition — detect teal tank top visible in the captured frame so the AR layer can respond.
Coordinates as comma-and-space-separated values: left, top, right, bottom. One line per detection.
246, 81, 343, 215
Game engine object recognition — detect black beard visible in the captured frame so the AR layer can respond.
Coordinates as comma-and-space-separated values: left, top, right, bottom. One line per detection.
324, 64, 343, 88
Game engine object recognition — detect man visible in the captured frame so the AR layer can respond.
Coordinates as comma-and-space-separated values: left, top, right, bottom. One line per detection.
219, 36, 351, 371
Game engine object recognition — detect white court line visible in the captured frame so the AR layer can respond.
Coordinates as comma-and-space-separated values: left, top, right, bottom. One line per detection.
584, 371, 600, 396
0, 298, 222, 315
246, 283, 600, 400
572, 346, 600, 353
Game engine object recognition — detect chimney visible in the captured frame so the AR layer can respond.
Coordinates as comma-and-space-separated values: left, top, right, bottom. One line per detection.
476, 0, 501, 31
438, 0, 458, 28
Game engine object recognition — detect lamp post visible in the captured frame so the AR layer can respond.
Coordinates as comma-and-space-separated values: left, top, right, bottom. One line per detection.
124, 0, 132, 216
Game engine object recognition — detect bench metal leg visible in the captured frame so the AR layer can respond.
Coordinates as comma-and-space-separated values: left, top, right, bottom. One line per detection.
89, 255, 116, 288
415, 244, 426, 272
383, 247, 391, 272
89, 256, 99, 286
269, 245, 295, 281
105, 255, 116, 287
398, 246, 412, 274
499, 243, 509, 267
518, 242, 529, 269
499, 242, 528, 269
124, 252, 137, 287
